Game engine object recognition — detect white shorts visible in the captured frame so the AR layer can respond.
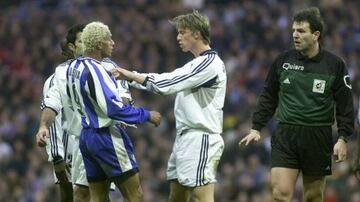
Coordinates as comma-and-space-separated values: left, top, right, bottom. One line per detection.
71, 136, 116, 190
166, 130, 224, 187
46, 130, 74, 184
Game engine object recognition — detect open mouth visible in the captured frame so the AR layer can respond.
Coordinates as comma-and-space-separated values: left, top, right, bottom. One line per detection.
294, 42, 301, 47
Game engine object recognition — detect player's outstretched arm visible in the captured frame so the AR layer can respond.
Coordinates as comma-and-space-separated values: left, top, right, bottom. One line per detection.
239, 129, 261, 147
111, 68, 146, 84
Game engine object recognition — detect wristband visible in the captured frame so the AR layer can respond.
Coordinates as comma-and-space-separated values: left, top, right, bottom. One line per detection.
142, 76, 149, 86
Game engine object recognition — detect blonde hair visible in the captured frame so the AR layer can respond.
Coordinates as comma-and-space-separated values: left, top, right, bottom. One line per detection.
81, 21, 111, 52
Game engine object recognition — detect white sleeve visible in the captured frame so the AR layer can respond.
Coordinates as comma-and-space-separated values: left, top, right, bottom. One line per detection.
143, 54, 218, 95
42, 74, 63, 114
42, 76, 65, 164
45, 114, 66, 164
129, 71, 149, 90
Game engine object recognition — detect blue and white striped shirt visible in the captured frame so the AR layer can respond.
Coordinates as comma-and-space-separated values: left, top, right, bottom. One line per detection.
43, 58, 134, 136
66, 57, 149, 129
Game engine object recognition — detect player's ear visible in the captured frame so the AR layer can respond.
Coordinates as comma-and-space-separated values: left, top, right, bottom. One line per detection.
313, 31, 320, 42
193, 31, 202, 41
96, 41, 103, 50
68, 43, 75, 52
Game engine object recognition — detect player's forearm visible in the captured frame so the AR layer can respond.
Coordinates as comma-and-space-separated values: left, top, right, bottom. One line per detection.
115, 68, 147, 84
40, 108, 57, 129
129, 72, 146, 85
108, 105, 150, 124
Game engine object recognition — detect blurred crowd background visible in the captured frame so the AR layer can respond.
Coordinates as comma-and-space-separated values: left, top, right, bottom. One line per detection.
0, 0, 359, 201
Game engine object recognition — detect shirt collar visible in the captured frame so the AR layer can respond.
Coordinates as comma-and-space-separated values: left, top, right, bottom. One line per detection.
200, 49, 217, 56
295, 47, 324, 62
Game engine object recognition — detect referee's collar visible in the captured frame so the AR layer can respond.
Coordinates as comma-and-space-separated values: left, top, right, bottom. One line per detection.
295, 46, 324, 62
200, 49, 217, 56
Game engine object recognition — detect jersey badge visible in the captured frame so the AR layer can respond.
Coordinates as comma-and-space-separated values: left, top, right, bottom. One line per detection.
312, 79, 326, 94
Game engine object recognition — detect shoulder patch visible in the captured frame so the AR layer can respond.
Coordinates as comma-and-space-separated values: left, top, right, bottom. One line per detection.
343, 75, 352, 89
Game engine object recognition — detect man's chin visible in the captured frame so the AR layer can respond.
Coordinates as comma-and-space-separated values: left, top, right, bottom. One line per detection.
103, 53, 112, 58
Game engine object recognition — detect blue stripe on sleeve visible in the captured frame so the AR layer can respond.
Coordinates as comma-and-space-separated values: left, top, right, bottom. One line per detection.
149, 53, 215, 88
149, 54, 212, 87
149, 57, 204, 86
48, 75, 55, 88
49, 123, 58, 158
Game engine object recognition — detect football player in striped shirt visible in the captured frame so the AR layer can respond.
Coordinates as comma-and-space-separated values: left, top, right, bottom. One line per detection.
66, 21, 160, 202
112, 10, 226, 202
36, 23, 144, 202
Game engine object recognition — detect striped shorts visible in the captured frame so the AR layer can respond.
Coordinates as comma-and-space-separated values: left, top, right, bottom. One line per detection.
167, 130, 224, 187
72, 136, 116, 190
79, 126, 138, 182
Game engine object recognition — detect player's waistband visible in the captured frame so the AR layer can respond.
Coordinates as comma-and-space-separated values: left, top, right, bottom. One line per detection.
178, 128, 221, 136
82, 125, 126, 133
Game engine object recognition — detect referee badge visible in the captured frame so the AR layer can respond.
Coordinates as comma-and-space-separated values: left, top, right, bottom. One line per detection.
312, 79, 326, 93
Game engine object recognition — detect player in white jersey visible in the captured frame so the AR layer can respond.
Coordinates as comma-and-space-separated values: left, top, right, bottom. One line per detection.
111, 10, 226, 202
65, 21, 160, 202
37, 24, 86, 202
40, 72, 74, 202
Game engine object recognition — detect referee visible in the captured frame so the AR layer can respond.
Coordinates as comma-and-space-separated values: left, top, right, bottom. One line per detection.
239, 7, 354, 202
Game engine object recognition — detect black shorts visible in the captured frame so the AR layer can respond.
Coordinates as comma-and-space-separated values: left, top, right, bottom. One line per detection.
271, 124, 334, 176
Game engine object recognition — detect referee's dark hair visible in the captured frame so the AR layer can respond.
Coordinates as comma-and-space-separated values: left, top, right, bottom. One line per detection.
293, 7, 325, 42
60, 38, 73, 60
